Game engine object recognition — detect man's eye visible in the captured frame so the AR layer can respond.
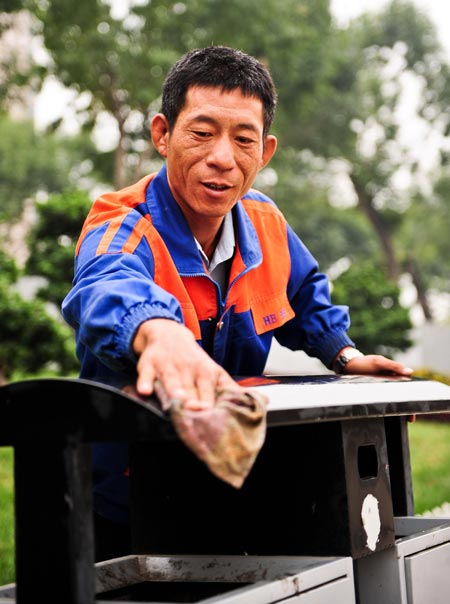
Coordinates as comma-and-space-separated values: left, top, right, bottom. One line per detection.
237, 137, 254, 144
193, 131, 211, 138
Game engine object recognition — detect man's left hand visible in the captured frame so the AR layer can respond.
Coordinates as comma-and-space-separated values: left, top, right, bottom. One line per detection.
344, 353, 413, 377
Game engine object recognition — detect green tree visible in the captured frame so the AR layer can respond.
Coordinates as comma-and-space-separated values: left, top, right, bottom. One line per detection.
0, 116, 67, 221
0, 250, 78, 384
25, 0, 332, 188
309, 0, 450, 319
265, 148, 380, 269
400, 171, 450, 299
25, 0, 368, 271
0, 10, 43, 114
331, 260, 413, 355
25, 189, 92, 306
0, 0, 22, 12
0, 114, 100, 222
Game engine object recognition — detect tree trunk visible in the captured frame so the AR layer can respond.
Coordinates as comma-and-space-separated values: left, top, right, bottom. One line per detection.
404, 257, 433, 321
350, 174, 400, 280
113, 138, 127, 190
109, 83, 128, 190
350, 174, 434, 321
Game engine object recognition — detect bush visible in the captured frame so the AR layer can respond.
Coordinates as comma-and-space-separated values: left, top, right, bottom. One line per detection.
331, 260, 413, 355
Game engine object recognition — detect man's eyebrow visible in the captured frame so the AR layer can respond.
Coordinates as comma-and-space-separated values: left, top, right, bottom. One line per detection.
189, 114, 259, 132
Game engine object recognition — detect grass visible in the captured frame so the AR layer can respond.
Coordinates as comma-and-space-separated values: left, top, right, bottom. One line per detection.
409, 419, 450, 514
1, 420, 450, 585
0, 448, 14, 586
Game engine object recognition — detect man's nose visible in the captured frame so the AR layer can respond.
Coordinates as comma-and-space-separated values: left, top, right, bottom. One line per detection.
206, 135, 235, 169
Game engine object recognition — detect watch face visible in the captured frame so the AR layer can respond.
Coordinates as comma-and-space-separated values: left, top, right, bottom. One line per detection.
334, 349, 363, 374
334, 355, 348, 374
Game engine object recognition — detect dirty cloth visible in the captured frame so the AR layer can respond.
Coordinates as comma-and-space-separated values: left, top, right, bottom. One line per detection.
154, 382, 269, 489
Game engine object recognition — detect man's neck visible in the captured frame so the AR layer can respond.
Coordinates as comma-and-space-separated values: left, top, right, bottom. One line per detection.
189, 217, 225, 261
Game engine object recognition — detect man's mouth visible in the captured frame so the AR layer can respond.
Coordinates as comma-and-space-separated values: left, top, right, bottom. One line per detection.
203, 182, 230, 191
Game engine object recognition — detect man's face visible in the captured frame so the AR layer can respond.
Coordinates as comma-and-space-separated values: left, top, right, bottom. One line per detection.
151, 85, 277, 223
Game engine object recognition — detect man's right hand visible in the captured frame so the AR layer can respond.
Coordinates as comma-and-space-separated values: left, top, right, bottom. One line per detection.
133, 318, 241, 410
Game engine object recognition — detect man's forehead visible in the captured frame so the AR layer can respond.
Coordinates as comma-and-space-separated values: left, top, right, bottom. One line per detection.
185, 83, 260, 101
182, 85, 264, 123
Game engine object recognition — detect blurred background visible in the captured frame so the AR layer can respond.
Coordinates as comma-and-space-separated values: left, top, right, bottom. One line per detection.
0, 0, 449, 382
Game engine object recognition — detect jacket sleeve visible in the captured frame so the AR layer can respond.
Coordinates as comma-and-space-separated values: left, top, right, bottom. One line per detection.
61, 223, 184, 373
274, 224, 355, 369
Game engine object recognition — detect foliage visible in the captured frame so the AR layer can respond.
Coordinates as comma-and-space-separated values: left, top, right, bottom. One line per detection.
0, 116, 66, 221
399, 173, 450, 293
331, 260, 413, 355
0, 281, 78, 383
413, 368, 450, 386
25, 189, 92, 305
0, 0, 22, 11
0, 114, 99, 222
0, 247, 19, 281
268, 0, 450, 319
0, 249, 78, 384
0, 120, 93, 384
24, 0, 332, 187
0, 10, 44, 113
267, 147, 380, 268
7, 190, 94, 382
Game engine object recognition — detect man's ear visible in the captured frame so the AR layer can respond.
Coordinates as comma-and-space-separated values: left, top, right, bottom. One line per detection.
261, 134, 277, 168
150, 113, 170, 157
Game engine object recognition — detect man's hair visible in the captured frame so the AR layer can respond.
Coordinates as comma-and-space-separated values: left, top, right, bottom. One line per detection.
161, 46, 277, 137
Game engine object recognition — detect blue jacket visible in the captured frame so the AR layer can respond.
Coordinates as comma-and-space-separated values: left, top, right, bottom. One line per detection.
62, 165, 354, 522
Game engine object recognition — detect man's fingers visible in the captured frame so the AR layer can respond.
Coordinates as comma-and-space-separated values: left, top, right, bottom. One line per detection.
345, 355, 414, 377
390, 361, 413, 376
193, 373, 217, 408
371, 357, 413, 376
135, 359, 156, 397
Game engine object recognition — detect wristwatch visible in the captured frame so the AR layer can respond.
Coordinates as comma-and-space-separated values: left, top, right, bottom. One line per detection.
333, 348, 364, 374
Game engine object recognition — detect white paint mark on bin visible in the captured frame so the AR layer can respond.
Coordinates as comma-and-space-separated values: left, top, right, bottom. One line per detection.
361, 493, 381, 551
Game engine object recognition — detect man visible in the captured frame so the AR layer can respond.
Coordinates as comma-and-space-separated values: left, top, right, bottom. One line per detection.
62, 46, 412, 559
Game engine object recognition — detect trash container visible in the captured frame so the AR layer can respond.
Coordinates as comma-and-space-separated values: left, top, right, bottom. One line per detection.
94, 553, 357, 603
355, 516, 450, 604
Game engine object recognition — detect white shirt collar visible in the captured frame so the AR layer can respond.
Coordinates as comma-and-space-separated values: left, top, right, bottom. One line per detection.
195, 211, 235, 272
